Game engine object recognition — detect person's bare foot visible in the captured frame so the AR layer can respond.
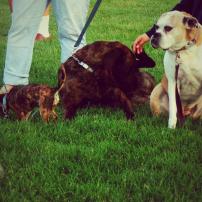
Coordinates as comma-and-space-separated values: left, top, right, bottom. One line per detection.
35, 33, 51, 41
0, 85, 13, 94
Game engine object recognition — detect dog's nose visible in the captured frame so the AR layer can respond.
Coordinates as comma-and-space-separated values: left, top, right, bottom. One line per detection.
153, 32, 161, 39
151, 32, 161, 48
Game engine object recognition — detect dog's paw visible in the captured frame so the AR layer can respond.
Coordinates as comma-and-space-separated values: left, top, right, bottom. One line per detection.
126, 112, 135, 120
168, 124, 176, 129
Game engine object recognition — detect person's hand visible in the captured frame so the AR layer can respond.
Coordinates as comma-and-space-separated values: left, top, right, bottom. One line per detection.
133, 33, 150, 54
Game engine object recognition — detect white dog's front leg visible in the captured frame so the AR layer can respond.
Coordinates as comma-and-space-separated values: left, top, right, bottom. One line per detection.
167, 79, 177, 128
164, 51, 177, 129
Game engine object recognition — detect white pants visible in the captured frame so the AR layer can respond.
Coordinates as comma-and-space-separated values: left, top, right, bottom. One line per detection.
4, 0, 90, 85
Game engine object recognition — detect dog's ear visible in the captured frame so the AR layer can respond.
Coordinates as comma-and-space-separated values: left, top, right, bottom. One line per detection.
183, 15, 199, 29
135, 50, 156, 68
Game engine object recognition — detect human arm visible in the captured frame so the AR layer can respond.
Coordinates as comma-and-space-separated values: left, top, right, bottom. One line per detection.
133, 0, 193, 53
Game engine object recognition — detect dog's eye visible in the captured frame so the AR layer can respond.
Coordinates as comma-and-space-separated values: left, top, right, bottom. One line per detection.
164, 26, 173, 32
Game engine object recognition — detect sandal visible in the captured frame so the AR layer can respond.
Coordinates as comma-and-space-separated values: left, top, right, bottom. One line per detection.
35, 33, 51, 41
0, 93, 8, 118
0, 85, 13, 118
0, 85, 13, 95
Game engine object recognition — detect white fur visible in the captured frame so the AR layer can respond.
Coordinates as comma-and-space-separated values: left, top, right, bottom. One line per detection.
164, 51, 177, 128
155, 11, 188, 51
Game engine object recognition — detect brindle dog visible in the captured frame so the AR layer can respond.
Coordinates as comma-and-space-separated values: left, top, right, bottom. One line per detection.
0, 84, 60, 122
58, 41, 156, 120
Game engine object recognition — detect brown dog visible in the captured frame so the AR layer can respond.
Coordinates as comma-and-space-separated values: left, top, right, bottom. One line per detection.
0, 84, 60, 122
58, 41, 156, 120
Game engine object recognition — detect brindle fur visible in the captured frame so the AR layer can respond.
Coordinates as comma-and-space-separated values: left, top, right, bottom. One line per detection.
0, 84, 59, 122
58, 41, 156, 120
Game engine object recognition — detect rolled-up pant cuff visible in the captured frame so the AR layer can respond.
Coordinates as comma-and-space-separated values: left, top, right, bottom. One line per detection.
3, 71, 28, 85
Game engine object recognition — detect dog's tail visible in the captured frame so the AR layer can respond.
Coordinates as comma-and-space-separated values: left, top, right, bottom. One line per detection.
53, 64, 67, 106
57, 64, 66, 92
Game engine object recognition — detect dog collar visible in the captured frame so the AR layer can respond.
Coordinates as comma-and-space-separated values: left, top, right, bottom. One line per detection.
179, 39, 196, 52
72, 55, 93, 73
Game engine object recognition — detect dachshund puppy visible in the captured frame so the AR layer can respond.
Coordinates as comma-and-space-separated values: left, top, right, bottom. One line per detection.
0, 84, 60, 122
58, 41, 156, 120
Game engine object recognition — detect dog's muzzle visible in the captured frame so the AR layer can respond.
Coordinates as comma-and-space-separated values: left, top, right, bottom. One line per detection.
151, 32, 161, 48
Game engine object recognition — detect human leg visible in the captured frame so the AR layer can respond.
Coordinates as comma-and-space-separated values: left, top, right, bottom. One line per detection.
36, 2, 51, 40
3, 0, 47, 88
51, 0, 90, 62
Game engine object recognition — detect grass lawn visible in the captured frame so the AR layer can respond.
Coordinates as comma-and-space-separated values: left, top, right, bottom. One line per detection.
0, 0, 202, 201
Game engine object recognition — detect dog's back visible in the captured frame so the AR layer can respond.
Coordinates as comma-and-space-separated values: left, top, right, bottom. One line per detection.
58, 41, 155, 119
58, 41, 155, 93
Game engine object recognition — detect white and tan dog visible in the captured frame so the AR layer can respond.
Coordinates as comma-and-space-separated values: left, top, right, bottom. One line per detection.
150, 11, 202, 129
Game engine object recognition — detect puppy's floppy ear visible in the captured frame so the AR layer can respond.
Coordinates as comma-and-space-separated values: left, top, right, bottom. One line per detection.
134, 50, 156, 68
183, 15, 199, 29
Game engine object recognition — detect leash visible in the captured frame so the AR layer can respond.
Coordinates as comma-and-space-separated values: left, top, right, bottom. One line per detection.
171, 24, 200, 126
175, 61, 184, 126
71, 0, 102, 72
74, 0, 102, 48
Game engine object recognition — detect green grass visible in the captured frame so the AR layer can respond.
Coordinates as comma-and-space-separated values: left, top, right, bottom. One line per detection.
0, 0, 202, 201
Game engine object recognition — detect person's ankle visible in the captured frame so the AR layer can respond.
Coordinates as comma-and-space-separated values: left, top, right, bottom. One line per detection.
0, 85, 13, 94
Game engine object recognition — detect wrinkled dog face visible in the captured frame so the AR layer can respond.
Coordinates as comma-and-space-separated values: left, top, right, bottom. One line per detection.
151, 11, 199, 51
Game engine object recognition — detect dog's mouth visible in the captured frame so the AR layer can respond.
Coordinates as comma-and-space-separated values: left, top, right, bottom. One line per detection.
150, 38, 169, 51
